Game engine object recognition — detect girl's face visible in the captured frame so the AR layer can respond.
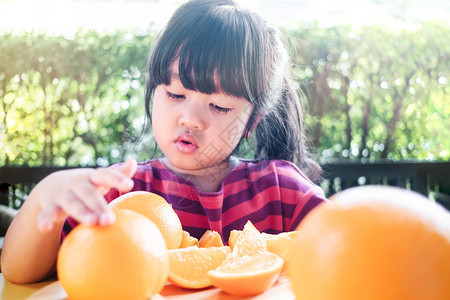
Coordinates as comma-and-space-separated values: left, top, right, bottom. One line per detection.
152, 61, 253, 174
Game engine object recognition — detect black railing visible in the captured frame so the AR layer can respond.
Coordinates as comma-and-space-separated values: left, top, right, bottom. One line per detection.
319, 161, 450, 210
1, 161, 449, 210
0, 166, 77, 209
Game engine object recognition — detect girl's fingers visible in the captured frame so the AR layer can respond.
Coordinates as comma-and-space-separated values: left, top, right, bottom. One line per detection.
89, 162, 136, 192
37, 203, 64, 232
38, 190, 114, 232
72, 181, 111, 217
57, 192, 99, 226
36, 160, 137, 231
61, 188, 115, 226
121, 158, 138, 178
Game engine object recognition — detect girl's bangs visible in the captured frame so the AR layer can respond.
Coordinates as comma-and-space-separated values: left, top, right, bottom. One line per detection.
151, 7, 257, 102
176, 31, 252, 100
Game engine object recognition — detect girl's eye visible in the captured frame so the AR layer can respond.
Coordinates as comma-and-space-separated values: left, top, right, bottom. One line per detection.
210, 104, 232, 114
167, 92, 185, 100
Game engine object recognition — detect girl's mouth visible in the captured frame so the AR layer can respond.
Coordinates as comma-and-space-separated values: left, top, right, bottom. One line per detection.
175, 134, 198, 153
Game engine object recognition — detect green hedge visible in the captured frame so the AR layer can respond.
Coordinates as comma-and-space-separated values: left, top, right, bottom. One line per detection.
288, 22, 449, 162
1, 30, 154, 166
1, 22, 449, 166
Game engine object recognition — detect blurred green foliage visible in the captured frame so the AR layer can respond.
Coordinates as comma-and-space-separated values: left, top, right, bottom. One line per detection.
0, 30, 155, 166
0, 22, 449, 166
287, 22, 449, 162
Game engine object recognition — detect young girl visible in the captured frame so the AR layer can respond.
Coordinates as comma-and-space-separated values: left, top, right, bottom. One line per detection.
1, 0, 327, 283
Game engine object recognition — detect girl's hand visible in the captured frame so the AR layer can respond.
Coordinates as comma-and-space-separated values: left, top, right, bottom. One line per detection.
35, 159, 137, 232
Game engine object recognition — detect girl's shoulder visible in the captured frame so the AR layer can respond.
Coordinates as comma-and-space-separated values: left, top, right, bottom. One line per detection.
232, 158, 316, 185
229, 158, 326, 201
236, 158, 306, 174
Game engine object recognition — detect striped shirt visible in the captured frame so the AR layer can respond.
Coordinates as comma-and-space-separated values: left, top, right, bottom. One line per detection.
62, 158, 326, 243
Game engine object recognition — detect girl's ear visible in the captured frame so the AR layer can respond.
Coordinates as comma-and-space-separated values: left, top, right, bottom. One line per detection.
244, 110, 266, 138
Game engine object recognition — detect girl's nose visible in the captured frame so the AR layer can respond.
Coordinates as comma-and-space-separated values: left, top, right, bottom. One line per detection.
178, 103, 206, 131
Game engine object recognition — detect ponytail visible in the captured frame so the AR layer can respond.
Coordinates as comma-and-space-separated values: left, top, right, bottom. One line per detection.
253, 76, 322, 183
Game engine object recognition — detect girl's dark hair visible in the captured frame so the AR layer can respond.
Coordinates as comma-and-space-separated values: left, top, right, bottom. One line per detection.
145, 0, 321, 181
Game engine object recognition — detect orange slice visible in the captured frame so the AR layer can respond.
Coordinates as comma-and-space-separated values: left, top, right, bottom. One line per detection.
207, 220, 282, 296
168, 246, 231, 289
180, 230, 198, 248
231, 220, 266, 257
228, 229, 240, 249
229, 227, 298, 267
208, 252, 283, 296
198, 230, 224, 247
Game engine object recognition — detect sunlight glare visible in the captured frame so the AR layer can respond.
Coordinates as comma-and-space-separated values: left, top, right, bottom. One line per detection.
1, 0, 448, 35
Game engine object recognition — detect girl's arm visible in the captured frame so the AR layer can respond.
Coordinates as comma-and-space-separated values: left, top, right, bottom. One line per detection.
0, 160, 137, 284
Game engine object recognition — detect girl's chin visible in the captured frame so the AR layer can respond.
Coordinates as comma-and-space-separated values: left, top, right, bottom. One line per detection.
163, 156, 227, 174
163, 156, 208, 171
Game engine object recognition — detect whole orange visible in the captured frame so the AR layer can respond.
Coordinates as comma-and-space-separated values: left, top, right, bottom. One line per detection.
57, 209, 169, 300
287, 185, 450, 300
108, 191, 183, 249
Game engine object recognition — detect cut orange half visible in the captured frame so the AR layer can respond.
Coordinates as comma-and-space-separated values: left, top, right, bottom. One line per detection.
208, 252, 283, 297
168, 246, 231, 289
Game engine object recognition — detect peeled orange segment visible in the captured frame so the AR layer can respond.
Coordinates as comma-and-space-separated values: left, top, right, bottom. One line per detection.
231, 220, 266, 257
168, 246, 231, 289
180, 230, 198, 248
228, 220, 259, 251
208, 252, 284, 297
228, 229, 240, 249
198, 230, 224, 247
262, 231, 298, 266
243, 219, 259, 232
262, 230, 298, 241
108, 191, 183, 249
